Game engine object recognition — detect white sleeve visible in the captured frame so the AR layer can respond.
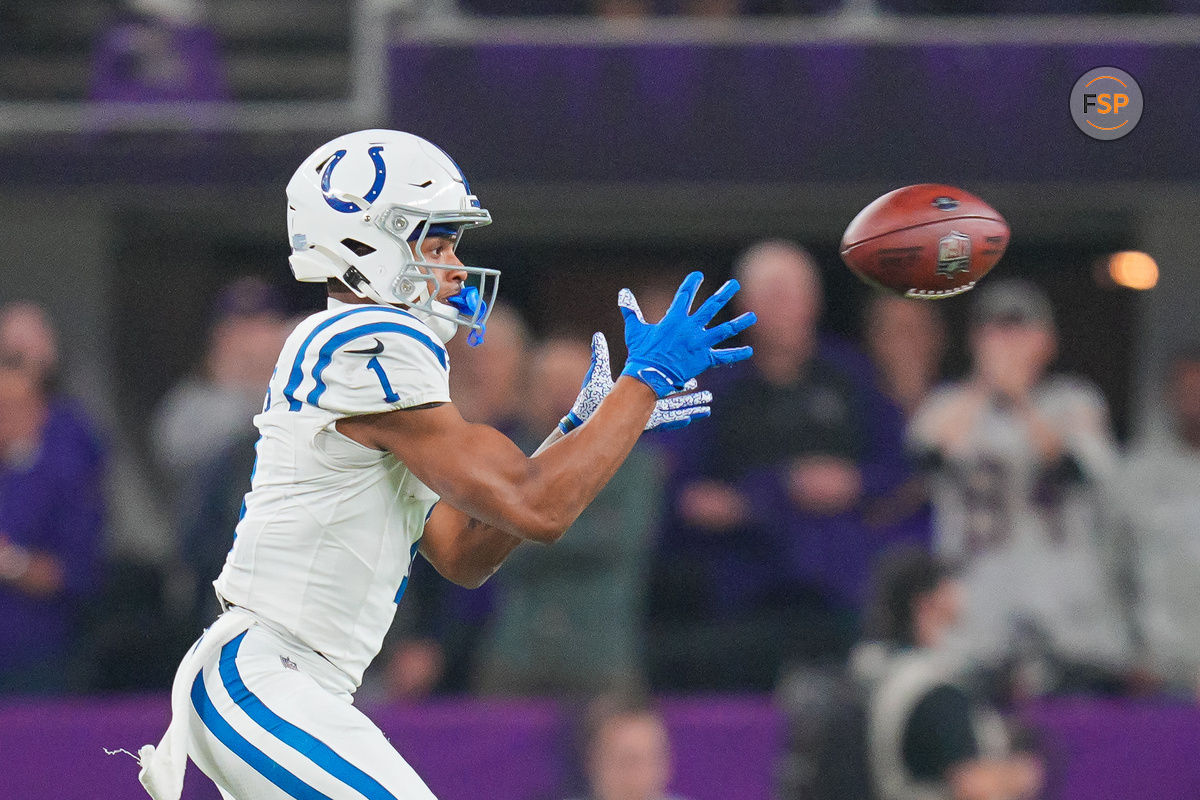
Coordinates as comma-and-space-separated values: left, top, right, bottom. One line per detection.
1050, 377, 1118, 482
304, 322, 450, 417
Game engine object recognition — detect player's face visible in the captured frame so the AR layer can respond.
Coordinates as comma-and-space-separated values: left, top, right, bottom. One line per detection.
410, 234, 469, 301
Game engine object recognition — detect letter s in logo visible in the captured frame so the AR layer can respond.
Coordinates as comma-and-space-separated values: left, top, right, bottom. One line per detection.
321, 146, 387, 213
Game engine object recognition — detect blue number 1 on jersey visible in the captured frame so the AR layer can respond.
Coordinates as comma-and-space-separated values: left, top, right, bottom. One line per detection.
366, 356, 401, 403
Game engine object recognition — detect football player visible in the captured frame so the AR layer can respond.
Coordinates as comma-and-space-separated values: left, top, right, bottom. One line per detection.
134, 129, 755, 800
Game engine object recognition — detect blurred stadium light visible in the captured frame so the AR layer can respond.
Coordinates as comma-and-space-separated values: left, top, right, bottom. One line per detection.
1106, 250, 1160, 290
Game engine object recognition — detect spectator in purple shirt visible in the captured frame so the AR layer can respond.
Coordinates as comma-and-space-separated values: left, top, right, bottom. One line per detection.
0, 303, 106, 694
649, 241, 912, 690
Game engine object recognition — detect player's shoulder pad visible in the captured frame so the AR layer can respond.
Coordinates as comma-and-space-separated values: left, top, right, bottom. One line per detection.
281, 304, 449, 413
329, 306, 447, 368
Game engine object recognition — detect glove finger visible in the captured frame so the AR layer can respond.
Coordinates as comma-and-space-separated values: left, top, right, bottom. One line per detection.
582, 333, 600, 386
665, 271, 705, 320
657, 392, 690, 410
711, 345, 754, 366
617, 288, 648, 324
704, 311, 758, 346
648, 405, 710, 431
589, 331, 612, 382
656, 390, 713, 411
692, 279, 741, 326
654, 406, 711, 431
648, 405, 685, 427
676, 389, 714, 407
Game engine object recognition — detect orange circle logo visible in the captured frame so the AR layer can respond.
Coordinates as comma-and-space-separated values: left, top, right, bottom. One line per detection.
1071, 67, 1143, 141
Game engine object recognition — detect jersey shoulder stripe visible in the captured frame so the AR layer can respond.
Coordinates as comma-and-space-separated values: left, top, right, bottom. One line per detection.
305, 320, 447, 408
281, 305, 435, 411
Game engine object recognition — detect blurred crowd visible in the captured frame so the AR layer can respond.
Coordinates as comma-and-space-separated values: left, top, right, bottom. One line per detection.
451, 0, 1198, 16
2, 4, 1195, 800
2, 239, 1199, 800
28, 0, 1191, 110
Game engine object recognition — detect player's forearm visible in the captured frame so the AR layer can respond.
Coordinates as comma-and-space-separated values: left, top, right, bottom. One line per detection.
424, 413, 611, 585
516, 376, 655, 541
407, 379, 654, 545
422, 504, 522, 589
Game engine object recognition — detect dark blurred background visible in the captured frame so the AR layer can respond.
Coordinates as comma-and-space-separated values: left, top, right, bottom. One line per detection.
1, 2, 1199, 799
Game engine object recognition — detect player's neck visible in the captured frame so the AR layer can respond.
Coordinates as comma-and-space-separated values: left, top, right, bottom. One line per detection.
328, 287, 375, 305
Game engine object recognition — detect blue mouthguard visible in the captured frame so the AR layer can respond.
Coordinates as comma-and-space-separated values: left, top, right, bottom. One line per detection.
445, 286, 487, 347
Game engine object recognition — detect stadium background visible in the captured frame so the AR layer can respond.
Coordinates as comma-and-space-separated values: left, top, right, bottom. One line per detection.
1, 1, 1199, 798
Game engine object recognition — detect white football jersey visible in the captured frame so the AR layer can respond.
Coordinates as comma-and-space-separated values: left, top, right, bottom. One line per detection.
213, 298, 449, 687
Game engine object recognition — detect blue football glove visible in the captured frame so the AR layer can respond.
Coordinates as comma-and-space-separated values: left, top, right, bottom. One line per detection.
559, 332, 713, 434
619, 271, 756, 399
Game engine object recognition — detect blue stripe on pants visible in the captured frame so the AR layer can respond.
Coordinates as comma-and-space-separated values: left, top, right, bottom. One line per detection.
190, 668, 331, 800
218, 631, 400, 800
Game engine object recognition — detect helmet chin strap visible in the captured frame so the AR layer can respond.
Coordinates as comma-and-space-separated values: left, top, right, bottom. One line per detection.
340, 265, 385, 304
412, 302, 462, 345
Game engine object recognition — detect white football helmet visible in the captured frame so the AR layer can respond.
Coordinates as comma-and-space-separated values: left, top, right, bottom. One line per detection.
286, 129, 496, 343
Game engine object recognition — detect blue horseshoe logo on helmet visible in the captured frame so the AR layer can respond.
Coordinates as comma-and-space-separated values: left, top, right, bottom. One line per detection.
321, 146, 387, 213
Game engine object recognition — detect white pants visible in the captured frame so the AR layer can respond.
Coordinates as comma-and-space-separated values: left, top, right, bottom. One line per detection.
184, 611, 437, 800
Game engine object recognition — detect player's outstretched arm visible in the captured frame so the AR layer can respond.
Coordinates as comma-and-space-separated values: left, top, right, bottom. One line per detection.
337, 272, 755, 578
341, 376, 657, 545
416, 375, 651, 589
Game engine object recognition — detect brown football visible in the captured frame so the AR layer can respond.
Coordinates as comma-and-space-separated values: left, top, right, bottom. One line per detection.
840, 184, 1010, 300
